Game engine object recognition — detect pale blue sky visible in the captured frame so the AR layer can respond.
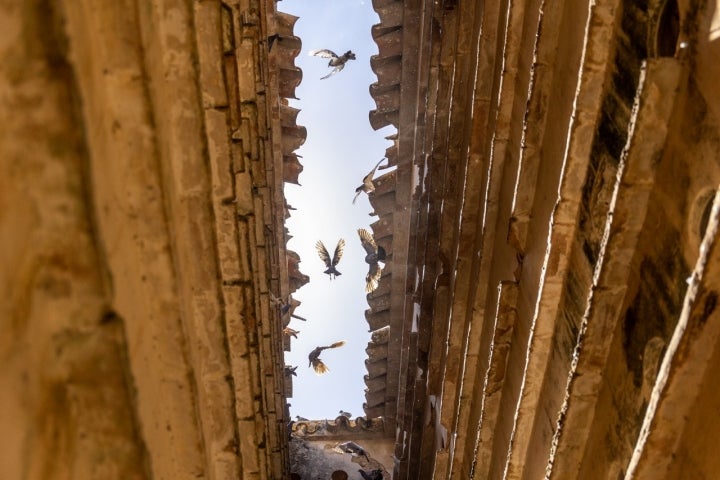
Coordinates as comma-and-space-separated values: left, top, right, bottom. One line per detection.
280, 0, 394, 420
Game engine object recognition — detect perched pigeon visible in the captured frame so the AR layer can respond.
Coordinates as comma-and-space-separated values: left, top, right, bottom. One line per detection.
282, 327, 299, 339
339, 410, 352, 418
337, 441, 368, 460
309, 49, 356, 79
269, 292, 291, 315
267, 33, 281, 51
353, 158, 386, 204
316, 238, 346, 279
284, 365, 298, 377
308, 341, 346, 374
359, 469, 383, 480
358, 229, 386, 293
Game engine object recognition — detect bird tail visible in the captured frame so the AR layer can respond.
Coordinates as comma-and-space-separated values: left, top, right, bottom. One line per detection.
324, 267, 342, 277
328, 341, 346, 349
312, 359, 329, 374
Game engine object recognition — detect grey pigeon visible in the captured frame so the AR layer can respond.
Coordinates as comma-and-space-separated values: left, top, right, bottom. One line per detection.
358, 229, 386, 293
309, 49, 356, 79
359, 469, 383, 480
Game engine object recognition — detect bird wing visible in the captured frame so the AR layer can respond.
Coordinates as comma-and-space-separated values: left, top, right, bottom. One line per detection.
358, 228, 377, 255
320, 64, 344, 80
309, 341, 345, 373
311, 358, 329, 374
366, 262, 383, 293
352, 187, 363, 204
363, 158, 386, 190
309, 49, 338, 59
331, 238, 345, 266
316, 240, 332, 267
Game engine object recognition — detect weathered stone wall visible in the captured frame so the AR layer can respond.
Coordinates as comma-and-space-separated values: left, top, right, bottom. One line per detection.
367, 0, 720, 478
0, 0, 303, 478
289, 416, 394, 479
0, 2, 148, 478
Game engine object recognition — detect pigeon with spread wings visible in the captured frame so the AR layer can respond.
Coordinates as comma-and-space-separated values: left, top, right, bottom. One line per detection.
308, 341, 346, 374
309, 49, 356, 79
316, 238, 345, 279
353, 158, 386, 204
358, 228, 386, 293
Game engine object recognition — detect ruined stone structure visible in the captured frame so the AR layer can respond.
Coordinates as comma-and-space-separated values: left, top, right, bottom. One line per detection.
1, 0, 306, 478
2, 0, 720, 479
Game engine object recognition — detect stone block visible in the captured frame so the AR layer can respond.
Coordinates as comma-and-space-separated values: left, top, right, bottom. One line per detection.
236, 219, 252, 281
237, 420, 260, 473
234, 171, 254, 215
205, 109, 234, 201
195, 1, 229, 108
214, 204, 242, 281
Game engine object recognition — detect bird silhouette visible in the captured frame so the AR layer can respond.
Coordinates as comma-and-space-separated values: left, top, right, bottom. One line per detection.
353, 158, 386, 204
309, 49, 356, 79
358, 229, 386, 293
359, 469, 383, 480
284, 365, 297, 376
339, 410, 352, 418
308, 341, 346, 374
316, 238, 345, 279
267, 33, 281, 51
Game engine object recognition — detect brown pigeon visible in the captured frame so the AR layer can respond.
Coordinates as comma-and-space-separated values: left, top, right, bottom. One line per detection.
316, 238, 345, 279
308, 341, 346, 374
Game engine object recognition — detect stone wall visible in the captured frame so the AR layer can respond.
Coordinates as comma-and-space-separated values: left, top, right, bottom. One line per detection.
366, 0, 720, 478
0, 0, 304, 478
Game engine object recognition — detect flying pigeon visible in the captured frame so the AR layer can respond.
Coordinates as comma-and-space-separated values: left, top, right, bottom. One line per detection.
358, 228, 386, 293
316, 238, 346, 279
308, 341, 346, 374
309, 49, 356, 79
359, 469, 384, 480
353, 158, 386, 204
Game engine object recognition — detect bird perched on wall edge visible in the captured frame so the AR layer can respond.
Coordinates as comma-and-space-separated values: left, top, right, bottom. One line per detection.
359, 469, 383, 480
